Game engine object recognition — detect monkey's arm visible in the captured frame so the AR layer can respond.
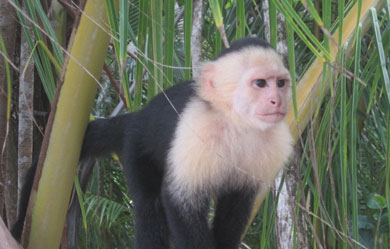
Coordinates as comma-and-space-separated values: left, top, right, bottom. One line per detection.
212, 189, 257, 249
162, 190, 216, 249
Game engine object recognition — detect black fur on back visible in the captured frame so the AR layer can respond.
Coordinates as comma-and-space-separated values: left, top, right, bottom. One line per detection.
215, 37, 273, 60
80, 81, 196, 162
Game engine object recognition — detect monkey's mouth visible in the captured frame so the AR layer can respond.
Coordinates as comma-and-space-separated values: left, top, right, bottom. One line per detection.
256, 112, 286, 122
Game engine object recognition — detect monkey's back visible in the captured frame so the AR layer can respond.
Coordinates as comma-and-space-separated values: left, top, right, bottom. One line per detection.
81, 81, 196, 163
126, 81, 197, 168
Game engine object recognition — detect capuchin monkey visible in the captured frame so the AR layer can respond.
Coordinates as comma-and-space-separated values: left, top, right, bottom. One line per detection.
80, 37, 294, 249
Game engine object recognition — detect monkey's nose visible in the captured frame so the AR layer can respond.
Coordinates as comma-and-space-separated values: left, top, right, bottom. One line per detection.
269, 98, 280, 106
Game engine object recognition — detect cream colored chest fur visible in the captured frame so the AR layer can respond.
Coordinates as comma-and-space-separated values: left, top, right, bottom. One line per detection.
166, 99, 293, 202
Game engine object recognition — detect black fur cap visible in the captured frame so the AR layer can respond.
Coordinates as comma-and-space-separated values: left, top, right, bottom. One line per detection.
215, 37, 273, 60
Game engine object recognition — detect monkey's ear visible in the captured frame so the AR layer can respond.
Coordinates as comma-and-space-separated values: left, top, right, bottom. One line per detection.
200, 63, 216, 91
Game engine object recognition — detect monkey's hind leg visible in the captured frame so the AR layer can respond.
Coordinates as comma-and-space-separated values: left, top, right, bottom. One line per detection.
162, 189, 216, 249
132, 196, 171, 249
125, 154, 171, 249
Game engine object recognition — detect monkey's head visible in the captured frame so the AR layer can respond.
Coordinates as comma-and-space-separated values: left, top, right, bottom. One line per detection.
198, 38, 291, 130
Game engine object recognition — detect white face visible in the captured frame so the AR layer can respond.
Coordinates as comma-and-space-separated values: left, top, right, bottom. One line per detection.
233, 65, 291, 130
199, 46, 291, 130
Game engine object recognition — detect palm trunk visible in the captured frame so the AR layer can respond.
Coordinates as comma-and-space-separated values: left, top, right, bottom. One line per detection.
191, 0, 204, 77
17, 2, 35, 220
0, 0, 19, 229
261, 1, 306, 248
21, 1, 114, 248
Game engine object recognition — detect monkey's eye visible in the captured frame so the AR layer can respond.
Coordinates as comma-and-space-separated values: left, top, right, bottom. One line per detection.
255, 79, 266, 88
277, 79, 286, 88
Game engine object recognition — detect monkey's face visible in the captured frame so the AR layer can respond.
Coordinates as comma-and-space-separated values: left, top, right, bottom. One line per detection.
233, 65, 291, 130
198, 47, 291, 130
